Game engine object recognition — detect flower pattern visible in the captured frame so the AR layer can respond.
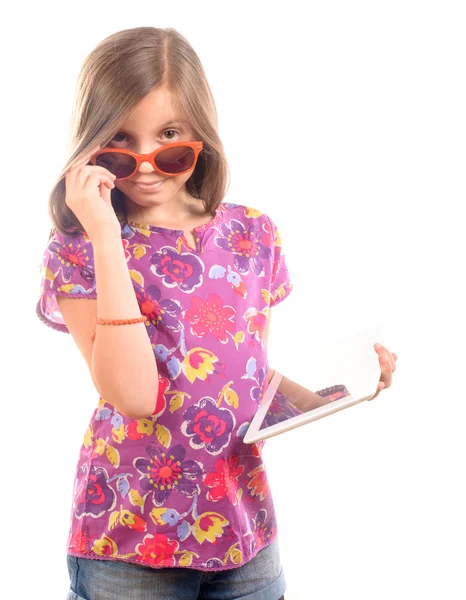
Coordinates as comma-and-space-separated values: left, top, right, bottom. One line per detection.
204, 456, 244, 505
134, 443, 203, 506
182, 397, 235, 455
214, 218, 272, 275
37, 203, 293, 571
184, 293, 236, 343
136, 533, 180, 566
136, 284, 183, 332
75, 465, 117, 519
150, 246, 204, 292
48, 236, 95, 284
251, 367, 267, 404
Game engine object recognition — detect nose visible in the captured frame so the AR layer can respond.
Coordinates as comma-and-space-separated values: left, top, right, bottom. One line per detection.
134, 146, 163, 174
138, 159, 157, 174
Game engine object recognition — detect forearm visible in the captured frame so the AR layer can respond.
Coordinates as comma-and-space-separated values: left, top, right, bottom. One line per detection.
92, 236, 159, 419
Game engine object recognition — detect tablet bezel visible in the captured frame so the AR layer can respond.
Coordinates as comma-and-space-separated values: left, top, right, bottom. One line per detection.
243, 370, 379, 444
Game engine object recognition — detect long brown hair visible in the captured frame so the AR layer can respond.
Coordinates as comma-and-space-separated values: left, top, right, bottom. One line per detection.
46, 26, 230, 241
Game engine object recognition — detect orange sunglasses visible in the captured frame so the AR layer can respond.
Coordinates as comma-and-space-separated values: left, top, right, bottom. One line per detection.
89, 141, 203, 180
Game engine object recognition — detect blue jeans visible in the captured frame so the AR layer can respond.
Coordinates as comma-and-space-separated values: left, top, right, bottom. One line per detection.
66, 538, 286, 600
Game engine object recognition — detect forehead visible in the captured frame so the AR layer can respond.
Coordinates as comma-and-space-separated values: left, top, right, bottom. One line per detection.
121, 87, 188, 132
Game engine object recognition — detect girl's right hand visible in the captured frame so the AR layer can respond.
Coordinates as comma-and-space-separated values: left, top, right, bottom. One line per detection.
64, 144, 121, 242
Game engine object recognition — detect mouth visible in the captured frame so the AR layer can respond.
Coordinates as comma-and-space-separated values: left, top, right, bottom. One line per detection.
131, 180, 166, 192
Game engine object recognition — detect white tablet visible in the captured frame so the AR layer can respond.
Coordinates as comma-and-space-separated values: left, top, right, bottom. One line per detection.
243, 326, 384, 444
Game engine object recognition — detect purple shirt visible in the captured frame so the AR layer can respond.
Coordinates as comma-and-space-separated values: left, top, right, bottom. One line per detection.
36, 202, 293, 571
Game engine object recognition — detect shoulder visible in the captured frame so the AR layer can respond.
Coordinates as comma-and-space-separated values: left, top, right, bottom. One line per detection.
219, 202, 275, 229
41, 228, 96, 277
37, 228, 98, 333
219, 203, 284, 251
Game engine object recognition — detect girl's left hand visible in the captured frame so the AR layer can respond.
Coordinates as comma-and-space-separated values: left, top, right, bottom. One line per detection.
368, 343, 398, 401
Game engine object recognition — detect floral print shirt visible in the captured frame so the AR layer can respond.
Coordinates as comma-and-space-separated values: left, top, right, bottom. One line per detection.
36, 202, 293, 571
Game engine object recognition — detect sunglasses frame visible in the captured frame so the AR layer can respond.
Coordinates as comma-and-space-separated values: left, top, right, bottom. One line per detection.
89, 141, 204, 180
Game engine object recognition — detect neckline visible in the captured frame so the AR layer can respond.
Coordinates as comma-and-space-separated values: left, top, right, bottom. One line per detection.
117, 204, 225, 236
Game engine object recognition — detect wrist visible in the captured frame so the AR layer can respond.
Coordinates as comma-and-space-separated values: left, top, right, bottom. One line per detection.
91, 232, 123, 251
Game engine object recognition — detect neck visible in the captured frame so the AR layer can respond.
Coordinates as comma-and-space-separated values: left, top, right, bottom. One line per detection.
121, 190, 206, 227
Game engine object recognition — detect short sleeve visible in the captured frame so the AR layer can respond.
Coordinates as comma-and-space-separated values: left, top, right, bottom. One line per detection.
36, 230, 97, 333
267, 215, 293, 307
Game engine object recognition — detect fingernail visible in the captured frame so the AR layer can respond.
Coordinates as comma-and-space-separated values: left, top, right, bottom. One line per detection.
375, 343, 382, 350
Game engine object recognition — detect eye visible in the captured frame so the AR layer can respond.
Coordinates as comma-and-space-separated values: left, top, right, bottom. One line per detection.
109, 129, 180, 144
111, 132, 128, 143
163, 129, 179, 140
110, 129, 180, 144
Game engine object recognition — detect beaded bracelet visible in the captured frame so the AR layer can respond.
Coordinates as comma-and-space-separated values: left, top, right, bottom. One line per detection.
90, 316, 148, 343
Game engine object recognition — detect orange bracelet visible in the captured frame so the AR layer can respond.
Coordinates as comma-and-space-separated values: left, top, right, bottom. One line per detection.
90, 316, 148, 343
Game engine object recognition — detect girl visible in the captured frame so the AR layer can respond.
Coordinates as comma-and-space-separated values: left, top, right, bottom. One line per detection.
36, 26, 397, 600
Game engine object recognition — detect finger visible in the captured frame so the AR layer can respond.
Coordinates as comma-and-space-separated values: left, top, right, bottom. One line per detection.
101, 178, 114, 205
72, 164, 116, 182
75, 165, 116, 184
76, 168, 115, 191
71, 145, 101, 166
375, 380, 385, 397
68, 145, 102, 174
80, 171, 113, 194
368, 383, 384, 401
66, 146, 102, 187
379, 354, 393, 388
375, 343, 396, 372
387, 350, 396, 372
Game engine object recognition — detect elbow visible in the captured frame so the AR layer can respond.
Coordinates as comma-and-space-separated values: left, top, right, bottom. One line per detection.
122, 392, 158, 420
132, 380, 159, 419
120, 406, 154, 420
93, 375, 159, 421
108, 394, 158, 421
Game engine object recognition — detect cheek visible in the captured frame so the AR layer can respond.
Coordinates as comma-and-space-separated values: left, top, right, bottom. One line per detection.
171, 171, 195, 188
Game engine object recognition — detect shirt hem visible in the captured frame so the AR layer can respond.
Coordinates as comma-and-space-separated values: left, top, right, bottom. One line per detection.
66, 534, 278, 573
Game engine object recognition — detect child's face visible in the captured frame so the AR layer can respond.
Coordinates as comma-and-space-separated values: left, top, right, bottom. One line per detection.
110, 86, 197, 208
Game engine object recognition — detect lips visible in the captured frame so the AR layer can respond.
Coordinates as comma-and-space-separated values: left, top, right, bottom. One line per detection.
131, 180, 166, 191
132, 181, 163, 186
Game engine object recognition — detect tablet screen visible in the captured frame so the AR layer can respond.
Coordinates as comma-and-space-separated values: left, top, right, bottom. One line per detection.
259, 377, 352, 430
244, 326, 384, 443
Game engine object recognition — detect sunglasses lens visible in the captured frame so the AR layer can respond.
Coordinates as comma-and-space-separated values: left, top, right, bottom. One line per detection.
155, 146, 195, 174
95, 152, 137, 178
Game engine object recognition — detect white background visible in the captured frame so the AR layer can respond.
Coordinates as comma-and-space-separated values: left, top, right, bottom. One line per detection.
2, 1, 465, 598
